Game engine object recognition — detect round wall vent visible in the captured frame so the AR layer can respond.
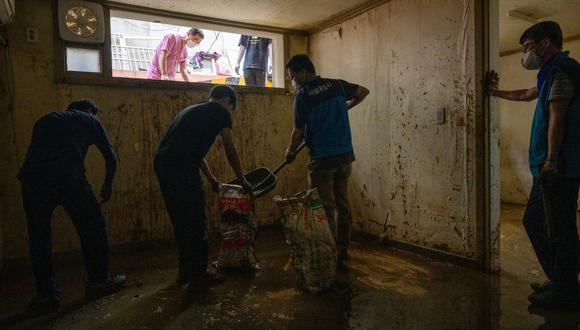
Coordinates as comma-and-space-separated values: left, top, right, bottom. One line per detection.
58, 0, 105, 43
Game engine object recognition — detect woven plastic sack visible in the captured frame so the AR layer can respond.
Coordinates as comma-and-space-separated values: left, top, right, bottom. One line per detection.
274, 189, 337, 294
215, 184, 259, 271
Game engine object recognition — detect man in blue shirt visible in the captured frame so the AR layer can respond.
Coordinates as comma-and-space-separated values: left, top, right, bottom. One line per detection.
18, 99, 126, 312
488, 21, 580, 310
284, 55, 369, 270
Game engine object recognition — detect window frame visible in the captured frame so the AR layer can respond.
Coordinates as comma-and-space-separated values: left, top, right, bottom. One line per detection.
63, 43, 106, 76
54, 0, 305, 94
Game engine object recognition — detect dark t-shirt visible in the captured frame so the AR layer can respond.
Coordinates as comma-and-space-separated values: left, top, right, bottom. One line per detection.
239, 35, 271, 71
18, 109, 115, 180
155, 102, 232, 170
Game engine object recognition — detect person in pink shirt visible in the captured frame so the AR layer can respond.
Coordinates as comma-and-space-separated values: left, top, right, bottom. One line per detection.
147, 28, 204, 82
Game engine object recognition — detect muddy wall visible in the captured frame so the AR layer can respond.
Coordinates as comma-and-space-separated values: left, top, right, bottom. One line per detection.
309, 0, 479, 258
0, 0, 308, 261
499, 40, 580, 206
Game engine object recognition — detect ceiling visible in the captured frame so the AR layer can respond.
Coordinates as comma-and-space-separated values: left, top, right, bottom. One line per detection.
112, 0, 580, 51
112, 0, 371, 31
499, 0, 580, 52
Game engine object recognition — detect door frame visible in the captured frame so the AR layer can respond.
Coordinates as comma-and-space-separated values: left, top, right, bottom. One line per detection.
475, 0, 500, 272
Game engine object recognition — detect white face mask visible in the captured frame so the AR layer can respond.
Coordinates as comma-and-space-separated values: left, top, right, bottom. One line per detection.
521, 40, 548, 70
522, 51, 543, 70
291, 79, 298, 90
186, 40, 197, 48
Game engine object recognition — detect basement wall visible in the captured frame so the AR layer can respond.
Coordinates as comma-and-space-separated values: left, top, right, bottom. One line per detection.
0, 0, 308, 261
499, 40, 580, 206
310, 0, 480, 258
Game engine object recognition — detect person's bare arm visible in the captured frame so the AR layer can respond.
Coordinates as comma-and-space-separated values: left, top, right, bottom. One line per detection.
235, 45, 245, 75
346, 85, 370, 110
200, 159, 219, 192
159, 51, 168, 78
486, 70, 537, 101
542, 99, 570, 178
544, 99, 570, 171
491, 88, 538, 101
267, 42, 273, 73
285, 127, 304, 163
220, 128, 252, 193
93, 121, 117, 203
179, 61, 189, 82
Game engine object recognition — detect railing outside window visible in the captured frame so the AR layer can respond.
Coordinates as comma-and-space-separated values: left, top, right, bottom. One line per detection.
111, 33, 155, 72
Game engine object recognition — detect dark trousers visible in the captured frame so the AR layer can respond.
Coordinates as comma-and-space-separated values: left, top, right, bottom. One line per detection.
21, 177, 109, 297
523, 177, 579, 289
243, 68, 266, 87
155, 166, 208, 281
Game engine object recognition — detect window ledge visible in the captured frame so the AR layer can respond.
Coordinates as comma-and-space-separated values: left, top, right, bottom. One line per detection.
57, 76, 292, 96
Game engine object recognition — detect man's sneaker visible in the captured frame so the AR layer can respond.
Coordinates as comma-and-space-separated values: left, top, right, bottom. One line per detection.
85, 273, 127, 300
188, 271, 225, 291
531, 280, 580, 293
28, 294, 60, 313
528, 287, 580, 311
530, 280, 557, 293
160, 279, 188, 293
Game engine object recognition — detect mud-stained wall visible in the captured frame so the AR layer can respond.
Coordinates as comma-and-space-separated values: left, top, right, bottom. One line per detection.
0, 0, 307, 260
310, 0, 479, 258
499, 40, 580, 206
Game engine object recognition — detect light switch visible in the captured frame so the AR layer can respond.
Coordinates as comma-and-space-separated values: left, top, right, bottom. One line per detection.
436, 107, 446, 124
26, 28, 38, 43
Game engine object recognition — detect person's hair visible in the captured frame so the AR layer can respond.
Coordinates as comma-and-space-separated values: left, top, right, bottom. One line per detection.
209, 85, 237, 110
285, 54, 316, 74
519, 21, 563, 50
67, 99, 101, 113
188, 28, 204, 39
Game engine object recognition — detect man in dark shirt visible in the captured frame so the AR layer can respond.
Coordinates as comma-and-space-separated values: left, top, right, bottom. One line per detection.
235, 35, 272, 87
284, 55, 369, 270
154, 85, 252, 290
18, 99, 126, 312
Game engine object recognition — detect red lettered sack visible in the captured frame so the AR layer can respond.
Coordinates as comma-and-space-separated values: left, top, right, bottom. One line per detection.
215, 184, 258, 271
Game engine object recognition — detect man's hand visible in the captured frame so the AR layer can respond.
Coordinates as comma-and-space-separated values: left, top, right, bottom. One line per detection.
540, 160, 558, 185
210, 177, 221, 193
285, 148, 296, 164
100, 183, 113, 203
240, 178, 254, 198
486, 70, 499, 96
235, 64, 240, 75
347, 85, 370, 110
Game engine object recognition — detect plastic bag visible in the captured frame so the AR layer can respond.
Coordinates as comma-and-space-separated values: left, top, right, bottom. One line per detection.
274, 189, 337, 294
215, 184, 259, 271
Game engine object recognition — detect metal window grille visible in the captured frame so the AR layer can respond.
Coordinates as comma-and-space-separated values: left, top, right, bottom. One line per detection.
111, 33, 155, 71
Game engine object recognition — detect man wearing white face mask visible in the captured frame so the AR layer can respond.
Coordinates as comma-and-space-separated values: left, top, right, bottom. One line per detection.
488, 21, 580, 310
147, 28, 204, 82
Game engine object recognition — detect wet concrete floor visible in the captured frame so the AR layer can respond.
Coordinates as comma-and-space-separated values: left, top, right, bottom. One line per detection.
1, 204, 579, 329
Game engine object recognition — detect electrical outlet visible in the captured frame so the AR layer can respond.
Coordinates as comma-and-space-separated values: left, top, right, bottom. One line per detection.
436, 107, 446, 124
26, 28, 38, 43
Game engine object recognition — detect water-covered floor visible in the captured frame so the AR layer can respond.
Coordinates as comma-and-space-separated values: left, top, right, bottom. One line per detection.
1, 204, 579, 329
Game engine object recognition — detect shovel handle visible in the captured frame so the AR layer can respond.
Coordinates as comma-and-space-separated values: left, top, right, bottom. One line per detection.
251, 142, 307, 192
273, 142, 306, 175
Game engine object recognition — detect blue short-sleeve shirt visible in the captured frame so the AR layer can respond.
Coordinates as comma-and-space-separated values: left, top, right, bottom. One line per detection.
294, 76, 358, 160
